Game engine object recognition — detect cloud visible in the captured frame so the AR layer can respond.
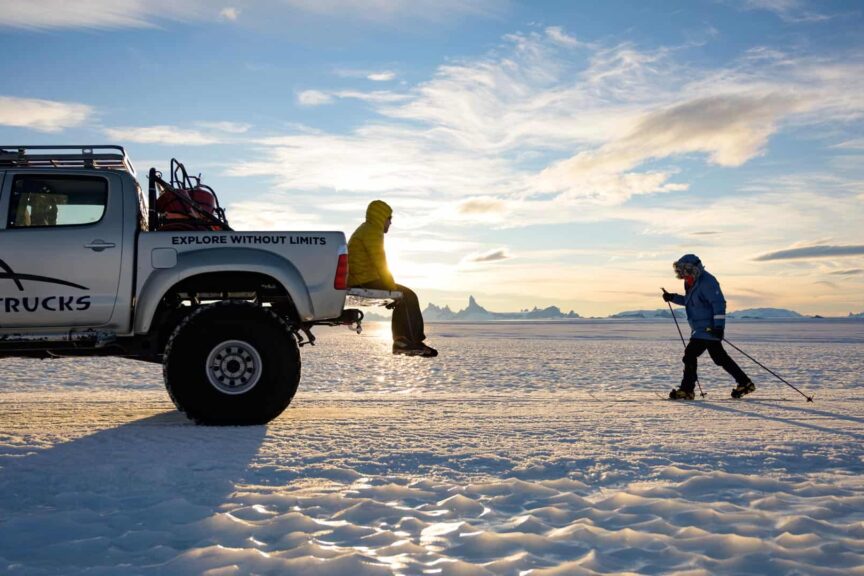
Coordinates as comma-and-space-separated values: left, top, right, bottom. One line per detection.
234, 130, 513, 195
381, 34, 641, 154
104, 125, 221, 145
0, 96, 92, 132
297, 90, 334, 106
0, 0, 207, 30
333, 90, 410, 104
196, 121, 251, 133
368, 71, 397, 82
828, 269, 863, 276
224, 200, 322, 231
627, 93, 803, 166
536, 92, 802, 200
544, 26, 586, 48
0, 0, 500, 30
334, 68, 398, 81
734, 0, 833, 23
462, 248, 512, 264
219, 7, 240, 21
457, 197, 510, 215
754, 245, 864, 261
297, 89, 408, 106
833, 138, 864, 150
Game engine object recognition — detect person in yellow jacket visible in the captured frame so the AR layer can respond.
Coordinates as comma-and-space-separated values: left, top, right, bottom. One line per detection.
348, 200, 437, 357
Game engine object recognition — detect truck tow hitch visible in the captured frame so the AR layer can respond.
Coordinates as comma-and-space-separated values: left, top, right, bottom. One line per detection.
342, 308, 364, 334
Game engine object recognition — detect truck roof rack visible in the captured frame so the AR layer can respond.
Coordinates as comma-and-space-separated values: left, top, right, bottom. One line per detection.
0, 145, 136, 177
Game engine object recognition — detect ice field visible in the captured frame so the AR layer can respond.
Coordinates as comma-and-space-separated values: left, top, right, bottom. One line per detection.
1, 320, 863, 575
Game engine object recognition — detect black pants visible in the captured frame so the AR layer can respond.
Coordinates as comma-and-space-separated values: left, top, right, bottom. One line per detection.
681, 338, 749, 392
358, 282, 426, 344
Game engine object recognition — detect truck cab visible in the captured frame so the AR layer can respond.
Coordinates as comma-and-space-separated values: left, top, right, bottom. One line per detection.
0, 151, 133, 330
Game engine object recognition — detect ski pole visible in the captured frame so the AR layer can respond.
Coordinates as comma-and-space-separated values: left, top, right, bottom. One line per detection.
661, 288, 706, 398
722, 337, 814, 402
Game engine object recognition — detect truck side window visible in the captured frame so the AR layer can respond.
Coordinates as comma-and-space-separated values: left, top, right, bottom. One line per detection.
7, 175, 108, 228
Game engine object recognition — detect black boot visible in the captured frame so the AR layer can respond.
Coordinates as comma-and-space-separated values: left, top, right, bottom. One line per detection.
669, 388, 695, 400
731, 381, 756, 399
393, 339, 438, 358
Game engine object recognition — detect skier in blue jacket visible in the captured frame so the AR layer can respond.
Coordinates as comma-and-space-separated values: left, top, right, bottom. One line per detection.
663, 254, 755, 400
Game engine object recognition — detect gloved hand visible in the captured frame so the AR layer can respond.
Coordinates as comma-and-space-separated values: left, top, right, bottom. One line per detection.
707, 327, 724, 340
662, 292, 678, 303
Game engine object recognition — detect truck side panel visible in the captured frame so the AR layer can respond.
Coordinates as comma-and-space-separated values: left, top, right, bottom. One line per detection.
134, 231, 347, 334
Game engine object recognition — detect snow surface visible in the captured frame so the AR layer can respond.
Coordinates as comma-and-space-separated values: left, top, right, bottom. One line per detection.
1, 320, 863, 575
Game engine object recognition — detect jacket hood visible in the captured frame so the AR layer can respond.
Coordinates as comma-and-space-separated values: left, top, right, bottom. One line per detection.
365, 200, 392, 230
674, 254, 704, 278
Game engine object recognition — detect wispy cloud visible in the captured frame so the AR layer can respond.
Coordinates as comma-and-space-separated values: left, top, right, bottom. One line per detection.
833, 138, 864, 150
196, 121, 250, 134
0, 0, 500, 30
457, 197, 510, 215
462, 248, 512, 264
734, 0, 834, 23
297, 89, 409, 106
334, 68, 398, 81
0, 0, 207, 30
233, 130, 513, 194
224, 200, 323, 231
368, 71, 397, 82
755, 244, 864, 261
544, 26, 588, 48
219, 7, 240, 21
535, 91, 806, 204
828, 268, 863, 276
104, 120, 249, 144
104, 125, 221, 145
296, 90, 334, 106
0, 96, 92, 132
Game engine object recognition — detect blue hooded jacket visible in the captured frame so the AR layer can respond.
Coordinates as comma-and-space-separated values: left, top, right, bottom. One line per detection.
670, 254, 726, 340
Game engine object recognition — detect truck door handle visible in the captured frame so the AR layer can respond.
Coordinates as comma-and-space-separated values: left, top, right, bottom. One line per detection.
84, 240, 116, 251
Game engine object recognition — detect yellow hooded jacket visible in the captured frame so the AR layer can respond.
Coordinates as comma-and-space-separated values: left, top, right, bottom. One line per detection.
347, 200, 396, 290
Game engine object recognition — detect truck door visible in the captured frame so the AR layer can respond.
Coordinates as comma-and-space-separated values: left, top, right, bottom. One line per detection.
0, 172, 123, 328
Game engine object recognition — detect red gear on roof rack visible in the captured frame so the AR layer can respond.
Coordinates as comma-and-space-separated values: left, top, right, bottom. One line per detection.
148, 158, 231, 232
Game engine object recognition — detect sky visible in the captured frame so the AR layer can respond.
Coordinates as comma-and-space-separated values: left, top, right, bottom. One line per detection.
1, 0, 862, 317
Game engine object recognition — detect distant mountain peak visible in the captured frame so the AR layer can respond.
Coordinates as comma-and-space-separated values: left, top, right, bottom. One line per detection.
727, 308, 803, 319
465, 295, 487, 313
423, 296, 579, 322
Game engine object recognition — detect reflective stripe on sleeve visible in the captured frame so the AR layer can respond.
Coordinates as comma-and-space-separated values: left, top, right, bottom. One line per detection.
714, 315, 725, 319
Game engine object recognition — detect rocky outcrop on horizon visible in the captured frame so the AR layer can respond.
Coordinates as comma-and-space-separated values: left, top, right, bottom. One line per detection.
727, 308, 804, 319
423, 296, 581, 322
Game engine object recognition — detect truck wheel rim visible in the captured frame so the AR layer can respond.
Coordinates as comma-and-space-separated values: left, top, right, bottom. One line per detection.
206, 339, 262, 395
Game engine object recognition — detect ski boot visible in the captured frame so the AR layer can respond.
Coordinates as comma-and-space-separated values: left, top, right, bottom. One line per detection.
731, 381, 756, 399
669, 388, 695, 400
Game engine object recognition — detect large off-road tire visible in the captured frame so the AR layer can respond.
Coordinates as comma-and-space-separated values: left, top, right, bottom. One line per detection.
163, 301, 301, 425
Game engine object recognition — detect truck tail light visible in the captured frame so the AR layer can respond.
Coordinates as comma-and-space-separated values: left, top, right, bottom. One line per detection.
334, 253, 349, 290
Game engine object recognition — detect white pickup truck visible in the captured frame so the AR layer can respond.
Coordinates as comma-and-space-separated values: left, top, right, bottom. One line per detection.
0, 145, 379, 425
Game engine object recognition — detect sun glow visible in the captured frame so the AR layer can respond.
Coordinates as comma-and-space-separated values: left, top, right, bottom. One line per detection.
361, 318, 393, 341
